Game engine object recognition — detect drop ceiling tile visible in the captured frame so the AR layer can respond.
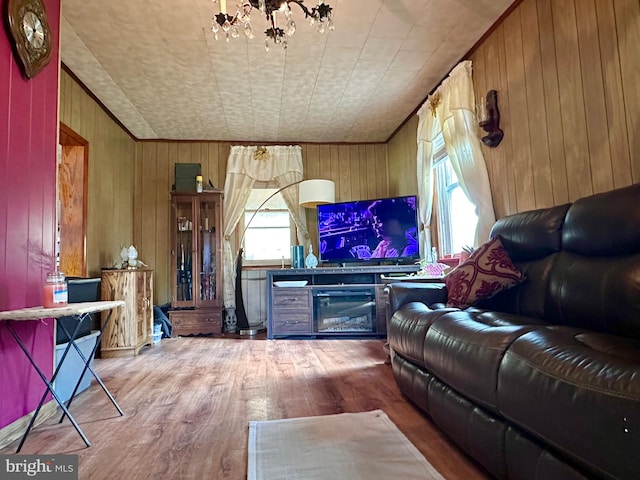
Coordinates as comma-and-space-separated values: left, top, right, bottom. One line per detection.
61, 0, 515, 142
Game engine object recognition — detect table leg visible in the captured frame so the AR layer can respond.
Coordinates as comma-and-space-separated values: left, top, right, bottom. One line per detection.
57, 311, 124, 423
7, 322, 91, 453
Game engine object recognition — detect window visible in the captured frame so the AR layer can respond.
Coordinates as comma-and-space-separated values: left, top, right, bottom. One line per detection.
242, 188, 295, 264
432, 134, 478, 255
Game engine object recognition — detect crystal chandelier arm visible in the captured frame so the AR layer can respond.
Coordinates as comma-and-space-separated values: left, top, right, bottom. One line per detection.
287, 1, 332, 20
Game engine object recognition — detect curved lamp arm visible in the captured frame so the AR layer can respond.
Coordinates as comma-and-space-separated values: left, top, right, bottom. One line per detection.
238, 179, 305, 250
233, 178, 334, 334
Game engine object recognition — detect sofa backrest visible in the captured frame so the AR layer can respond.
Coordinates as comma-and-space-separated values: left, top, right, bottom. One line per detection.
478, 203, 569, 319
546, 184, 640, 338
480, 183, 640, 339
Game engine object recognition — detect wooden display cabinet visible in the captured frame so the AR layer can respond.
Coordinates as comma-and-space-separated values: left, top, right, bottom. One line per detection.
100, 268, 153, 357
169, 191, 223, 335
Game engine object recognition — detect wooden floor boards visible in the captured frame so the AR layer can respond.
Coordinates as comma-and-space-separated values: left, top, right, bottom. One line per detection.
0, 337, 489, 479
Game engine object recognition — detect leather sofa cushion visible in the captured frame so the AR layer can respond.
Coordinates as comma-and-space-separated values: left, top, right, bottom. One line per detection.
563, 183, 640, 256
546, 251, 640, 338
423, 311, 545, 411
498, 329, 640, 480
476, 255, 556, 319
504, 428, 591, 480
388, 302, 456, 369
490, 203, 569, 262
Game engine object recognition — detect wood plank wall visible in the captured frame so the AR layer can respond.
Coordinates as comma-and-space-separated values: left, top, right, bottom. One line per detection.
472, 0, 639, 219
0, 0, 61, 433
388, 0, 640, 221
59, 70, 136, 276
134, 142, 388, 305
387, 115, 419, 197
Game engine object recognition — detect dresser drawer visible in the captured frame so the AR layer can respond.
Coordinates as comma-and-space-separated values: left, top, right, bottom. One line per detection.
272, 312, 312, 333
170, 309, 222, 335
272, 288, 311, 309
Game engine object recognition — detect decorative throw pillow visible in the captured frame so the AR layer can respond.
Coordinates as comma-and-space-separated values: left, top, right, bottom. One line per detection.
444, 236, 525, 309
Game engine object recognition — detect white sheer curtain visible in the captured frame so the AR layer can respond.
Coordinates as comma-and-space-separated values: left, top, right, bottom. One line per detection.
416, 103, 439, 258
416, 60, 496, 250
222, 145, 308, 313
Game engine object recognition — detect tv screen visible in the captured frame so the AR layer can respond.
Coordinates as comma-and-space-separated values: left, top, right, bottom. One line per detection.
317, 195, 419, 264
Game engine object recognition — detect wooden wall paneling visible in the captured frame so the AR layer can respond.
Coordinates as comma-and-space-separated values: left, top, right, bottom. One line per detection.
140, 143, 158, 274
318, 144, 331, 181
191, 143, 202, 175
348, 145, 361, 201
218, 142, 230, 188
60, 72, 72, 128
576, 0, 614, 194
167, 142, 178, 190
133, 144, 143, 258
338, 145, 352, 200
503, 8, 536, 212
302, 144, 319, 249
480, 29, 510, 218
537, 0, 569, 206
520, 0, 554, 208
304, 144, 320, 180
473, 39, 490, 182
614, 0, 640, 183
155, 143, 171, 305
386, 115, 417, 198
177, 142, 192, 165
553, 0, 593, 201
203, 142, 215, 188
61, 69, 136, 276
88, 114, 107, 272
358, 145, 369, 197
330, 145, 340, 199
596, 0, 632, 189
70, 79, 82, 125
365, 144, 378, 200
495, 24, 518, 216
376, 145, 388, 197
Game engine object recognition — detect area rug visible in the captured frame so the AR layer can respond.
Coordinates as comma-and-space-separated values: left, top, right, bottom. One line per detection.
247, 409, 444, 480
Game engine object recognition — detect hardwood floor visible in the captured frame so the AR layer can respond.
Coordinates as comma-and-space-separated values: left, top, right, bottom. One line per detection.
1, 336, 489, 479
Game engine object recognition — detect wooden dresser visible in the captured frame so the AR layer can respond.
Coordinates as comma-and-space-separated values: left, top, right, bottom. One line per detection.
100, 269, 153, 357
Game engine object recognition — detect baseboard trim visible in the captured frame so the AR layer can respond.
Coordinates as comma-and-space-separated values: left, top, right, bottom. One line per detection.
0, 401, 58, 450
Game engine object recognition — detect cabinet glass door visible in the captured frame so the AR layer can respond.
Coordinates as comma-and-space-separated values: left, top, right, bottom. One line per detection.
198, 198, 218, 306
174, 198, 195, 305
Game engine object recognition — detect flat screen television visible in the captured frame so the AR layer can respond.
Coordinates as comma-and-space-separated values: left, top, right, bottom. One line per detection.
317, 195, 419, 265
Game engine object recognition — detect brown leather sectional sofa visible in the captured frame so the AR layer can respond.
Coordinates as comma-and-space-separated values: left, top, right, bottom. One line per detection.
387, 183, 640, 480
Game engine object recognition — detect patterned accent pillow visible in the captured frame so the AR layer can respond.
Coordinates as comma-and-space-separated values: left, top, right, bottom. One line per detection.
444, 236, 525, 309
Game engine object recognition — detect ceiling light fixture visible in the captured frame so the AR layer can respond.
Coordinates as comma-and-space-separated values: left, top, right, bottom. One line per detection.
211, 0, 334, 51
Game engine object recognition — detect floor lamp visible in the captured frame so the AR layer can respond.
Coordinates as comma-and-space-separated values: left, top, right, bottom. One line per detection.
235, 179, 335, 335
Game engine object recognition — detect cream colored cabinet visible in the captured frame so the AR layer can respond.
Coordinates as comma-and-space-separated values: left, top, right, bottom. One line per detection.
101, 269, 153, 357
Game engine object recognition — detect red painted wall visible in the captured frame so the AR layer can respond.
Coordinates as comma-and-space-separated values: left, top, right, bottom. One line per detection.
0, 0, 61, 429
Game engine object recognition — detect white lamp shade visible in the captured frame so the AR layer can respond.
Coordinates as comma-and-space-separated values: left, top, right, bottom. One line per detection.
299, 179, 335, 208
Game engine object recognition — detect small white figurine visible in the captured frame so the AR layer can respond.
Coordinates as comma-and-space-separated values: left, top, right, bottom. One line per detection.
305, 244, 318, 268
127, 245, 138, 267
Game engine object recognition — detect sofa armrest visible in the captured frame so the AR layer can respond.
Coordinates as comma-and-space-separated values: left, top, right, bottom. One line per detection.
386, 282, 448, 313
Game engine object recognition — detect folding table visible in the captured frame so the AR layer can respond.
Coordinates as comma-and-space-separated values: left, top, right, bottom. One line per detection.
0, 300, 126, 452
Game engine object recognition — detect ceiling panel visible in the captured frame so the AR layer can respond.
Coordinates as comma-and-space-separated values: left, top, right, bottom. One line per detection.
60, 0, 515, 142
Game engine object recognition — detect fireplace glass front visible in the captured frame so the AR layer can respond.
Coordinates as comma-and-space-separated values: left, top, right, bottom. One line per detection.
313, 288, 376, 334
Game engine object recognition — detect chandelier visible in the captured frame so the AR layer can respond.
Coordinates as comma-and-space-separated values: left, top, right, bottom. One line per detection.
211, 0, 334, 50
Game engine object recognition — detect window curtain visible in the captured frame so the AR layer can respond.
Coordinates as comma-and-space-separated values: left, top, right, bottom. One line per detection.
416, 102, 439, 258
416, 60, 496, 250
222, 145, 308, 315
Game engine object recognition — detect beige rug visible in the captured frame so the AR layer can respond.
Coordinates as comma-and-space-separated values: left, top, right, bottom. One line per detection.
247, 409, 445, 480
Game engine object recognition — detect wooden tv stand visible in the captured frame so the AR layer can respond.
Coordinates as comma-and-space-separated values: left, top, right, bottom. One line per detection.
266, 265, 419, 339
